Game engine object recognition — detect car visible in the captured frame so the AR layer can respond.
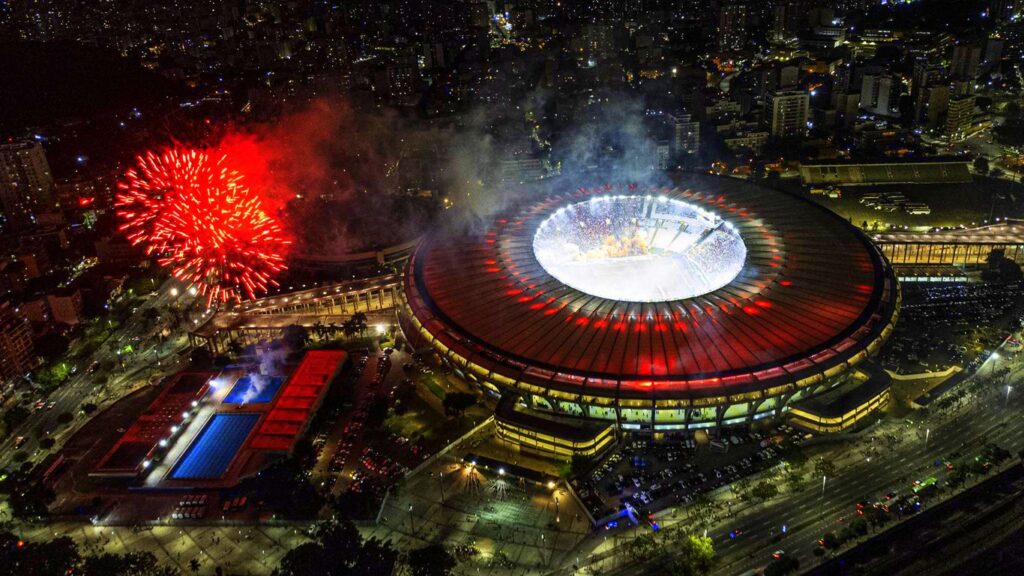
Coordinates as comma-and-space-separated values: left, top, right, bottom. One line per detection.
772, 550, 785, 560
14, 436, 27, 448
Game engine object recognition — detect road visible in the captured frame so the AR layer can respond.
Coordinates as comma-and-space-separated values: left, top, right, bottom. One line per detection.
0, 279, 206, 470
578, 347, 1024, 576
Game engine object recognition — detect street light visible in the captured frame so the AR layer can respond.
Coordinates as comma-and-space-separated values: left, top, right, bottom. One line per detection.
925, 428, 930, 448
821, 475, 827, 496
1006, 385, 1013, 407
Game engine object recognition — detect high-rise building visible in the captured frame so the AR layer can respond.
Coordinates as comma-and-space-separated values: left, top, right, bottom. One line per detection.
0, 140, 55, 232
924, 85, 951, 129
766, 90, 810, 138
946, 95, 975, 142
912, 61, 945, 124
990, 0, 1017, 23
860, 74, 900, 117
771, 4, 791, 44
984, 37, 1004, 67
950, 44, 982, 80
713, 1, 748, 52
833, 92, 861, 129
667, 112, 701, 156
0, 301, 36, 383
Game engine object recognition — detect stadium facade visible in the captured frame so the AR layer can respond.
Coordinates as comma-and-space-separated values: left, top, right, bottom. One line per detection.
402, 175, 900, 441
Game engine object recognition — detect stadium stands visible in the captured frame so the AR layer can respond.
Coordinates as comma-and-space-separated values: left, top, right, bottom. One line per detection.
799, 158, 971, 186
92, 372, 212, 478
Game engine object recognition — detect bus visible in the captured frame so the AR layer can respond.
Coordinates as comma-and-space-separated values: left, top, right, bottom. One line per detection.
912, 476, 937, 493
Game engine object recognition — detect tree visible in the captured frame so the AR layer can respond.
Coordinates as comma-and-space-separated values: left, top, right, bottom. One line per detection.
350, 312, 369, 337
40, 437, 55, 450
667, 534, 716, 576
226, 339, 244, 358
442, 392, 477, 417
141, 307, 160, 328
0, 469, 55, 517
341, 319, 358, 338
34, 333, 70, 362
82, 403, 98, 415
627, 533, 659, 561
0, 531, 79, 576
273, 517, 397, 576
406, 544, 456, 576
974, 155, 990, 174
813, 458, 836, 479
56, 411, 74, 426
189, 347, 213, 368
3, 405, 30, 434
751, 480, 779, 501
570, 455, 592, 478
821, 531, 842, 550
282, 324, 311, 351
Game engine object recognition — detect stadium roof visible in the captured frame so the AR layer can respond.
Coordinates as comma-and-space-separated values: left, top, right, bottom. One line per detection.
406, 175, 899, 402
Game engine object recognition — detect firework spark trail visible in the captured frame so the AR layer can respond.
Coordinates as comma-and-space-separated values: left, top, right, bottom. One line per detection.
116, 147, 291, 304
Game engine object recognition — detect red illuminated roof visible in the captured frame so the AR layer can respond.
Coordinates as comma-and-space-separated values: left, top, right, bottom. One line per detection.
249, 350, 346, 451
406, 176, 899, 401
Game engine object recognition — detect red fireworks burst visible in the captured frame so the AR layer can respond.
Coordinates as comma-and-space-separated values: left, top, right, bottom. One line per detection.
116, 147, 291, 304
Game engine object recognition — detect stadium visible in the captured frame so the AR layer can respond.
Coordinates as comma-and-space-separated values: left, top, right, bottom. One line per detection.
402, 175, 901, 437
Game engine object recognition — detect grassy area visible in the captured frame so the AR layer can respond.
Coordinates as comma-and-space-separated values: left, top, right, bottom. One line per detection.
419, 373, 447, 400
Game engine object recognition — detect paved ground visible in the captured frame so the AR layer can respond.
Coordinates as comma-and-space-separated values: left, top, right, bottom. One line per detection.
369, 454, 591, 576
11, 520, 309, 575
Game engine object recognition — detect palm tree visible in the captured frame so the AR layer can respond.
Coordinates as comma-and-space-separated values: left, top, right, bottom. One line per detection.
351, 312, 369, 337
341, 319, 358, 338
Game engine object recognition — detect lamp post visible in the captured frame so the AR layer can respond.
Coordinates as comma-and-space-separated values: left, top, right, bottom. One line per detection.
821, 475, 827, 497
1006, 385, 1013, 408
925, 428, 930, 448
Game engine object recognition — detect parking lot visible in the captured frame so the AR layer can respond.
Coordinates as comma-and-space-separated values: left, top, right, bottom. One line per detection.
307, 346, 433, 510
572, 425, 807, 523
878, 283, 1024, 373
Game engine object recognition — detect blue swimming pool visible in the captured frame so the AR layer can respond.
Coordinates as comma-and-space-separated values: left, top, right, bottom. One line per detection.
223, 375, 284, 404
170, 413, 260, 480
